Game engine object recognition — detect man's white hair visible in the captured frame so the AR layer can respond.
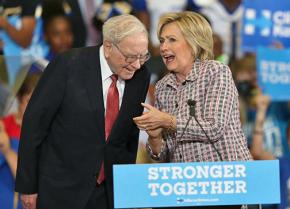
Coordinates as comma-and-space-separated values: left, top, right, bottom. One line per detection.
102, 14, 148, 44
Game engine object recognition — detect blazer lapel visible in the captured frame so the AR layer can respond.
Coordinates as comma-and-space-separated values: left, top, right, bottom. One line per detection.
107, 76, 139, 141
84, 47, 105, 140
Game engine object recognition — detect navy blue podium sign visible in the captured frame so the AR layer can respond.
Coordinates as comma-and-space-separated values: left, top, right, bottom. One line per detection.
113, 160, 280, 208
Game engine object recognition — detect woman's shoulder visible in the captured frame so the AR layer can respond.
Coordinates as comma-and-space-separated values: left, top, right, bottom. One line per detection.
202, 59, 230, 71
200, 59, 231, 76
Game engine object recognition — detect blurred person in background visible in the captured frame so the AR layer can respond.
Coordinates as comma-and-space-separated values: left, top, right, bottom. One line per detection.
213, 33, 229, 65
66, 0, 101, 47
251, 93, 290, 209
92, 0, 133, 43
232, 54, 290, 159
42, 0, 101, 48
0, 73, 41, 209
199, 0, 243, 61
30, 6, 73, 73
0, 0, 39, 50
134, 11, 252, 209
231, 54, 259, 126
42, 14, 73, 60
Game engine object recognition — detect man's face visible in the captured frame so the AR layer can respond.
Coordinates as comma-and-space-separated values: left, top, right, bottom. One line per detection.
104, 32, 149, 80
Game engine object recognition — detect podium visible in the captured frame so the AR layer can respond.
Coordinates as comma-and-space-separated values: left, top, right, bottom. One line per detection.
113, 160, 280, 208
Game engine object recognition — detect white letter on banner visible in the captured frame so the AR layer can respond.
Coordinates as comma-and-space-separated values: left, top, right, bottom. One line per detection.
261, 73, 270, 83
261, 60, 269, 72
159, 167, 171, 180
235, 180, 247, 193
160, 183, 173, 196
235, 165, 246, 177
187, 182, 198, 195
196, 165, 209, 178
266, 73, 290, 84
278, 62, 287, 72
171, 166, 183, 179
198, 181, 210, 194
273, 11, 290, 25
210, 165, 222, 178
210, 181, 223, 194
174, 182, 186, 195
269, 61, 277, 73
183, 166, 196, 179
148, 183, 160, 196
273, 11, 284, 25
148, 167, 159, 180
223, 165, 234, 178
223, 181, 234, 194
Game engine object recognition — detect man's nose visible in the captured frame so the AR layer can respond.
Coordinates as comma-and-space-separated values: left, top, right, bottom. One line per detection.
131, 59, 141, 69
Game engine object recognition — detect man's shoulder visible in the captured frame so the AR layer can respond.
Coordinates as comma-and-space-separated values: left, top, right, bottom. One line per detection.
51, 46, 100, 70
61, 46, 100, 60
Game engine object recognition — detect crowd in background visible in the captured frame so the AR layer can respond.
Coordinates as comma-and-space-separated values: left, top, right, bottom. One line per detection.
0, 1, 289, 209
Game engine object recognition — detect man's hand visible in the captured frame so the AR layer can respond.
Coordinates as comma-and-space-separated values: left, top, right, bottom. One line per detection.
20, 194, 38, 209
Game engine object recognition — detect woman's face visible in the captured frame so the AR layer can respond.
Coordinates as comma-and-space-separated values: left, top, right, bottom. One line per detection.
159, 22, 195, 79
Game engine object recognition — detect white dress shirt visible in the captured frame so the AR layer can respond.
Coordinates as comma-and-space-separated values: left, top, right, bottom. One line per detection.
99, 46, 125, 112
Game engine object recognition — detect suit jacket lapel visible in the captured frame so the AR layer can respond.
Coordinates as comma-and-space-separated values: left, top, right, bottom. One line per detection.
108, 76, 139, 141
84, 47, 105, 140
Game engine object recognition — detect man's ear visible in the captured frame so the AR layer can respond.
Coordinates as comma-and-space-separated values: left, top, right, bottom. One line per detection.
103, 40, 112, 49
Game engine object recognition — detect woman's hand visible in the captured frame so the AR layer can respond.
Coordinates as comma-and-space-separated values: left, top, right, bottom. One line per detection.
133, 103, 174, 130
146, 127, 163, 139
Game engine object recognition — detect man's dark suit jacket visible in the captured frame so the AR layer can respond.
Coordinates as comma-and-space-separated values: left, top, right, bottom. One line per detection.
15, 46, 150, 209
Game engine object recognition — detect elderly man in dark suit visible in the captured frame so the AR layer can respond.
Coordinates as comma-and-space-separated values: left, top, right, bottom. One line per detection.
15, 14, 150, 209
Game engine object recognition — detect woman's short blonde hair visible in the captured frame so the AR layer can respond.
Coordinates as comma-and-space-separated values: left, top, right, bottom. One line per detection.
157, 11, 213, 60
103, 14, 148, 44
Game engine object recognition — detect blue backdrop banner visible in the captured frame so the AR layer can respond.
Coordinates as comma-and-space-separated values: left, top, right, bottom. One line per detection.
257, 47, 290, 101
114, 160, 280, 208
242, 0, 290, 52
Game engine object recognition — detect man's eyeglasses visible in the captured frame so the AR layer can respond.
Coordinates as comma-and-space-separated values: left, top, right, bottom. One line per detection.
113, 43, 151, 64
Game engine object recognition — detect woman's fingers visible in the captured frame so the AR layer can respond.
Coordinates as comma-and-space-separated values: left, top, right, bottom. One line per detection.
141, 102, 154, 110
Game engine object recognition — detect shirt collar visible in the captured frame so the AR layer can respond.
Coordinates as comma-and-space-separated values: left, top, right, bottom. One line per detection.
100, 45, 114, 82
